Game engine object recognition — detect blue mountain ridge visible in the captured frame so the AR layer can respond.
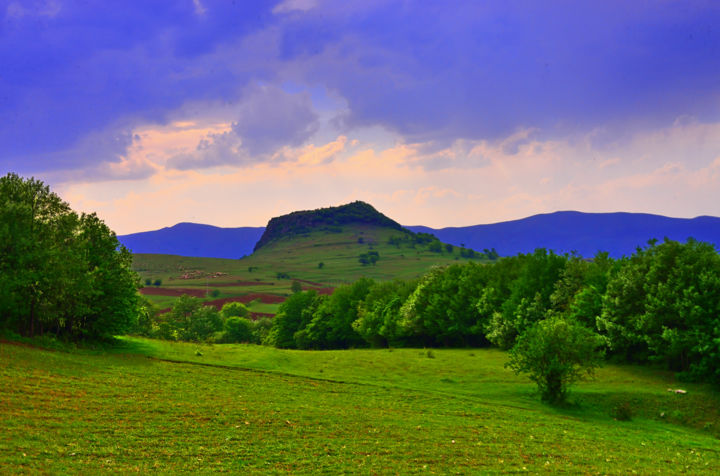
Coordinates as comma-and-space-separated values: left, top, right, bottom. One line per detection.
117, 211, 720, 259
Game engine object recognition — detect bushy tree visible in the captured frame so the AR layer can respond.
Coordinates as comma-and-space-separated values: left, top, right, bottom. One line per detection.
224, 316, 255, 343
507, 316, 604, 403
266, 290, 321, 348
162, 295, 222, 342
484, 249, 567, 348
0, 173, 141, 339
400, 263, 489, 346
598, 239, 720, 382
302, 278, 374, 349
353, 279, 417, 347
221, 302, 249, 319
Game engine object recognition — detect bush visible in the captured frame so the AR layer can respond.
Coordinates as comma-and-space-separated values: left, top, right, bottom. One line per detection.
506, 316, 604, 403
224, 316, 254, 343
153, 279, 162, 287
221, 302, 249, 319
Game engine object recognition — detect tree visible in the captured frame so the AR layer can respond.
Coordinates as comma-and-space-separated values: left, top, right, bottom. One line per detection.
221, 302, 249, 319
291, 280, 303, 293
266, 290, 321, 348
224, 316, 254, 343
507, 316, 604, 403
0, 173, 141, 339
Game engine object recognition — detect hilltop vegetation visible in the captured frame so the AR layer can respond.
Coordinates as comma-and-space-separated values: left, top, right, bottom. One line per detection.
253, 201, 406, 251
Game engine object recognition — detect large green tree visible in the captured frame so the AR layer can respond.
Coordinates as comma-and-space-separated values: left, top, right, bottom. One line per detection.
0, 173, 141, 339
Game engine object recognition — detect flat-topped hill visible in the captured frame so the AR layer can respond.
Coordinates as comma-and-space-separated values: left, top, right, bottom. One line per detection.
253, 201, 405, 251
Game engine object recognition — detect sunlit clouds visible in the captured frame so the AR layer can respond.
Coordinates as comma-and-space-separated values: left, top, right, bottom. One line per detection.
3, 1, 720, 233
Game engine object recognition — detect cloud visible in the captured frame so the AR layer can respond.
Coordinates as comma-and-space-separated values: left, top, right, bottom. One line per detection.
231, 84, 320, 156
3, 0, 720, 179
165, 84, 321, 169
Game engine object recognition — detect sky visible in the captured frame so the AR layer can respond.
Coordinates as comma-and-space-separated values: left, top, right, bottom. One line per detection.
2, 0, 720, 234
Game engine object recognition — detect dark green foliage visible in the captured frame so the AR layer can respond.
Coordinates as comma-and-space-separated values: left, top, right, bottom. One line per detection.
483, 248, 499, 260
291, 280, 303, 293
507, 316, 604, 403
209, 289, 220, 298
300, 278, 375, 349
428, 240, 442, 253
0, 173, 141, 340
445, 243, 454, 253
145, 278, 152, 286
400, 263, 490, 346
460, 247, 476, 258
353, 279, 418, 347
153, 279, 162, 287
484, 249, 567, 349
266, 290, 321, 348
224, 316, 255, 343
598, 239, 720, 383
161, 295, 222, 342
318, 262, 325, 269
276, 272, 291, 279
358, 251, 379, 266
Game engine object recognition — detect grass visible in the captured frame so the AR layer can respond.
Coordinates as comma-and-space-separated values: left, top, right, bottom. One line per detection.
132, 224, 487, 313
2, 338, 719, 473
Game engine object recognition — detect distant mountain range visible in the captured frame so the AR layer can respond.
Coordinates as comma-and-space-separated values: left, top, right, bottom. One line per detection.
118, 210, 720, 259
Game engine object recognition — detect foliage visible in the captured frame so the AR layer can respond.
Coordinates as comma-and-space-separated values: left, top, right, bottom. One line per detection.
399, 263, 489, 346
221, 302, 249, 319
484, 249, 567, 349
507, 316, 604, 403
598, 239, 720, 383
291, 280, 303, 293
265, 290, 321, 348
160, 295, 222, 342
0, 173, 141, 340
223, 316, 255, 343
353, 279, 418, 347
301, 278, 374, 349
358, 251, 379, 266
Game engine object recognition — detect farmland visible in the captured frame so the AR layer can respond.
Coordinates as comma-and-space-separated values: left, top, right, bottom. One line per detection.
132, 224, 487, 315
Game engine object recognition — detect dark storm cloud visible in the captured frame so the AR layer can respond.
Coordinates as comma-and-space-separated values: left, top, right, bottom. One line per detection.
2, 0, 720, 176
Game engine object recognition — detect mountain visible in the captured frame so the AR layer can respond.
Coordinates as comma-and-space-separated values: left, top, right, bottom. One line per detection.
253, 201, 405, 251
407, 211, 720, 258
118, 223, 264, 259
118, 210, 720, 259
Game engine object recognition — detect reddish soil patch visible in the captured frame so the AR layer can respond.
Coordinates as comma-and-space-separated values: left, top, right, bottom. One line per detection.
140, 287, 207, 298
249, 312, 275, 320
211, 281, 275, 287
294, 278, 324, 287
302, 286, 334, 295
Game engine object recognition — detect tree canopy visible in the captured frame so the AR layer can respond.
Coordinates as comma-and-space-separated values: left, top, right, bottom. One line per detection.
0, 173, 141, 339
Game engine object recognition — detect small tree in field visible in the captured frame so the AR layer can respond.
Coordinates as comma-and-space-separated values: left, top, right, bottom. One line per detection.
507, 315, 604, 403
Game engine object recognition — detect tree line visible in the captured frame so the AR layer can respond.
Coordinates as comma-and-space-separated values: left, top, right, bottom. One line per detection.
258, 241, 720, 388
0, 174, 142, 340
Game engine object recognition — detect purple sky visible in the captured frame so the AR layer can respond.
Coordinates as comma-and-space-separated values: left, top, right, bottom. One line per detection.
3, 0, 720, 234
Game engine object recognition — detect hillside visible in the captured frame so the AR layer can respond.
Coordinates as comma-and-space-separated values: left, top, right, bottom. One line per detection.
132, 206, 482, 315
118, 210, 720, 259
253, 201, 405, 251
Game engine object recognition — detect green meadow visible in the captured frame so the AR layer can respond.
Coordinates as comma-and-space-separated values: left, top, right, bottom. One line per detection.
2, 338, 718, 474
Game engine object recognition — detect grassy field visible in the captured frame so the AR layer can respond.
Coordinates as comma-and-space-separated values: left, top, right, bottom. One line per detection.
2, 338, 718, 473
133, 224, 487, 314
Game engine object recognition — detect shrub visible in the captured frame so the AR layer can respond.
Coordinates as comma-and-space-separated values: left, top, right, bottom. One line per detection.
507, 316, 604, 403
